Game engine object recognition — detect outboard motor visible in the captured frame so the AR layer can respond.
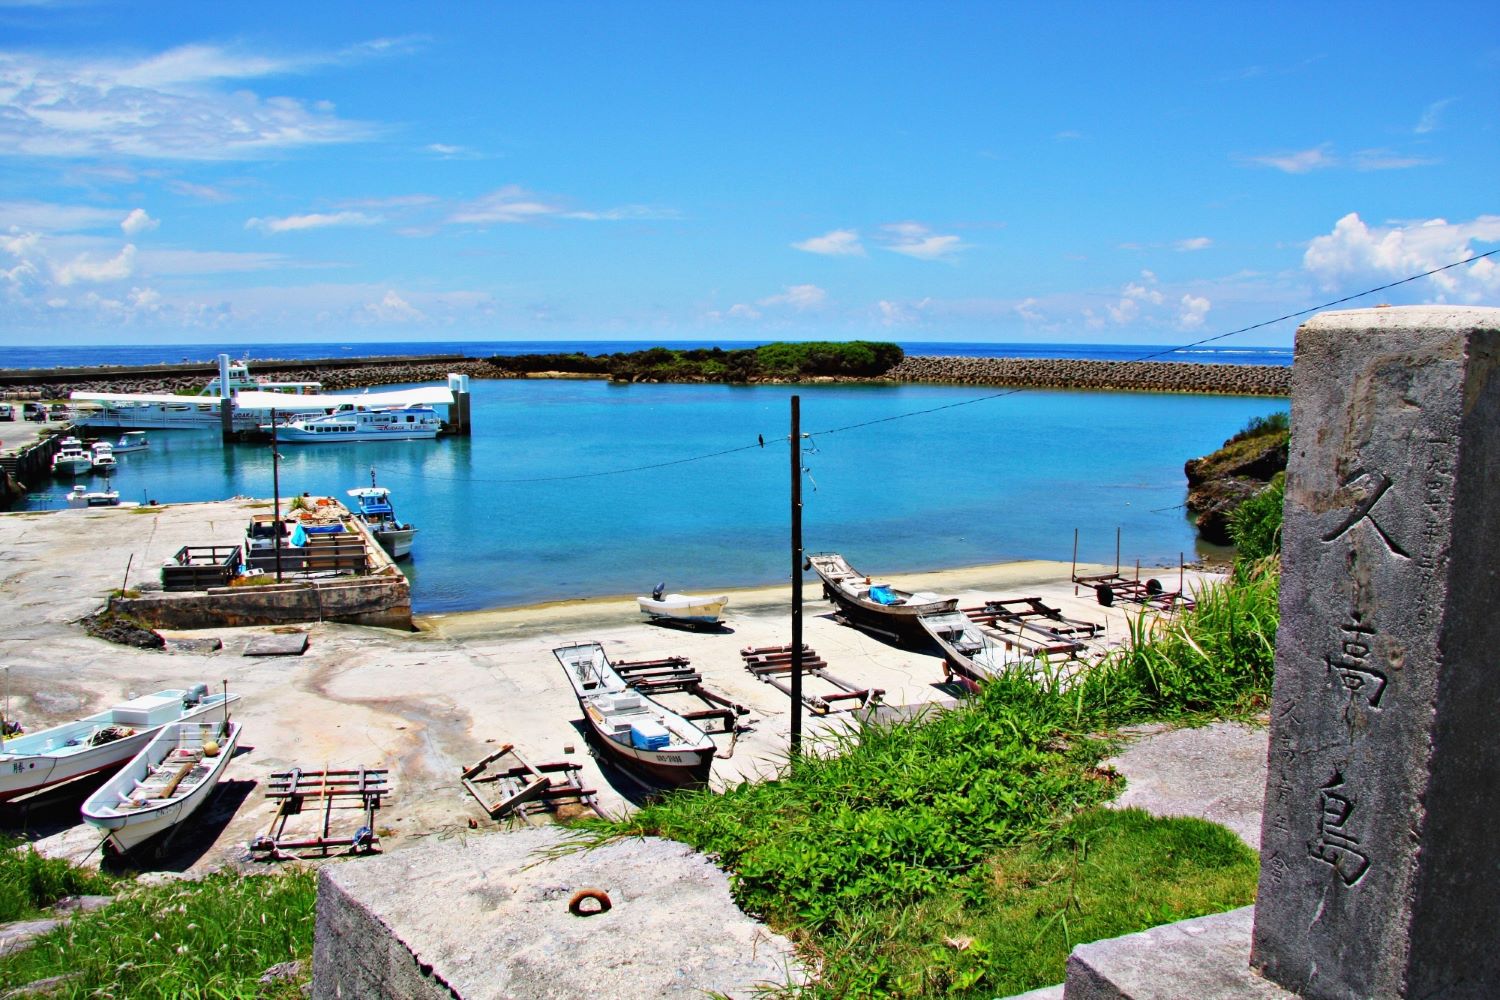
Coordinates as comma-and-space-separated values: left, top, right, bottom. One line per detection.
652, 582, 666, 602
184, 683, 208, 706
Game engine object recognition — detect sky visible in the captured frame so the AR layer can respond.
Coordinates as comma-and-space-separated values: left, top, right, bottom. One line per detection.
0, 2, 1496, 348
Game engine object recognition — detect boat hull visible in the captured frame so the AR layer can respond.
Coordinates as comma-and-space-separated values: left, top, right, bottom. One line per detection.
374, 527, 416, 558
582, 715, 714, 787
637, 594, 729, 624
83, 722, 241, 853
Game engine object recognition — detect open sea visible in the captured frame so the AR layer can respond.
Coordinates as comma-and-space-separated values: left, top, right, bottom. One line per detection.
7, 341, 1290, 614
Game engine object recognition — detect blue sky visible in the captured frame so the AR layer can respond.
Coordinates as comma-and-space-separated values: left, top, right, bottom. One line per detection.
0, 2, 1495, 347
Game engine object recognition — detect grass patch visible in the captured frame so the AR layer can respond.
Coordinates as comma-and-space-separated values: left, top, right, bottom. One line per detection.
0, 868, 316, 999
0, 836, 116, 923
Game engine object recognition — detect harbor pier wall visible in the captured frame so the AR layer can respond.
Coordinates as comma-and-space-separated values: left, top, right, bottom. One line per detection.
114, 573, 413, 631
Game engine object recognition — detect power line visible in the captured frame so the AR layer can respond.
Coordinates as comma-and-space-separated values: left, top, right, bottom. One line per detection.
382, 250, 1495, 484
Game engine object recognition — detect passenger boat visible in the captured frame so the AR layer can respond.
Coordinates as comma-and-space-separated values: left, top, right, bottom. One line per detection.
81, 718, 241, 855
805, 552, 958, 644
269, 403, 443, 444
111, 430, 150, 453
90, 441, 116, 470
66, 484, 121, 508
554, 641, 716, 787
51, 437, 92, 476
637, 585, 729, 625
347, 473, 417, 558
917, 610, 1021, 691
0, 686, 241, 802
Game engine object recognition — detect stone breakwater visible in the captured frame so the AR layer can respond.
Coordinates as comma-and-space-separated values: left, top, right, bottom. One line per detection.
884, 355, 1290, 396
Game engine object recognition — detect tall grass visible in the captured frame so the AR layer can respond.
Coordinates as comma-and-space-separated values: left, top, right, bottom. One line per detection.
0, 835, 116, 923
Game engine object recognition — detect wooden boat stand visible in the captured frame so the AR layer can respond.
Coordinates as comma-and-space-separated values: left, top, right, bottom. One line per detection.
612, 655, 749, 734
740, 644, 883, 715
460, 744, 603, 824
962, 597, 1104, 658
250, 766, 388, 861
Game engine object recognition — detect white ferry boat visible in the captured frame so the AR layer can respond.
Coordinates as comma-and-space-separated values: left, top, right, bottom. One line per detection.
270, 404, 443, 443
71, 355, 321, 431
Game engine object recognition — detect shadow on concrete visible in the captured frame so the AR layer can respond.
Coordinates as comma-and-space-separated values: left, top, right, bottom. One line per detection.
102, 777, 259, 874
0, 770, 110, 840
642, 618, 736, 636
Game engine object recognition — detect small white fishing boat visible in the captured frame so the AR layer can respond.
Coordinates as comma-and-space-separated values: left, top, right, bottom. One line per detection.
112, 430, 150, 453
637, 584, 729, 625
0, 686, 240, 802
348, 470, 417, 558
90, 441, 116, 470
554, 641, 716, 787
51, 437, 92, 476
81, 718, 240, 855
917, 610, 1023, 692
66, 484, 121, 508
268, 403, 442, 444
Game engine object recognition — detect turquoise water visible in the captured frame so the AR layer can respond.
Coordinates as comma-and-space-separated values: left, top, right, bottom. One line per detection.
33, 380, 1286, 613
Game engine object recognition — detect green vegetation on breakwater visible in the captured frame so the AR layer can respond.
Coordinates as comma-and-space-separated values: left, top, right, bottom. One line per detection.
489, 340, 905, 382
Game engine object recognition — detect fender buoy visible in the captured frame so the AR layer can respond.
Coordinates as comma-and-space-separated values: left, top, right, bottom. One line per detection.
568, 887, 612, 916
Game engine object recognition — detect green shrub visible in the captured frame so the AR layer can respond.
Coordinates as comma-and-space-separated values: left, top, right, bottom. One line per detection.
1224, 411, 1288, 446
1230, 472, 1285, 561
0, 835, 115, 923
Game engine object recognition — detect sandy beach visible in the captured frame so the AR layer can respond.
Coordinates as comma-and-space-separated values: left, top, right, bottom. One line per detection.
0, 499, 1216, 871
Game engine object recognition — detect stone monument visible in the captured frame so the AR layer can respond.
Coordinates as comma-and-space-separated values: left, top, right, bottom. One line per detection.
1060, 305, 1500, 1000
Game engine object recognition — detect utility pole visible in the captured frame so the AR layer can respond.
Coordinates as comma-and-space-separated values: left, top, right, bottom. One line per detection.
789, 395, 803, 758
271, 408, 283, 583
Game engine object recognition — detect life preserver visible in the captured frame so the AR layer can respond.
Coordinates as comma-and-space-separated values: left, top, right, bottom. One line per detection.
567, 887, 612, 916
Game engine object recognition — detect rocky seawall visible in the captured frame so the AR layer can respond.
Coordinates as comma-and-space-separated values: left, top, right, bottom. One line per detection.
885, 355, 1290, 396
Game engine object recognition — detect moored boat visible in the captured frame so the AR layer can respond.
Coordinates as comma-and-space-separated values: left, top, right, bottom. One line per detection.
66, 484, 121, 508
805, 552, 957, 643
90, 441, 116, 470
269, 403, 443, 443
554, 641, 716, 787
348, 471, 417, 558
112, 430, 150, 453
71, 356, 321, 431
51, 437, 92, 476
81, 718, 241, 855
637, 585, 729, 626
0, 686, 241, 802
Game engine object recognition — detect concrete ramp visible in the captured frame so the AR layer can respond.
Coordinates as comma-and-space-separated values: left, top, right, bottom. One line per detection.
312, 827, 802, 999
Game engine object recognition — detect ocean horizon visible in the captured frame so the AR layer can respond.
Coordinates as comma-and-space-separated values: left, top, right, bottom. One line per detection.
0, 339, 1293, 371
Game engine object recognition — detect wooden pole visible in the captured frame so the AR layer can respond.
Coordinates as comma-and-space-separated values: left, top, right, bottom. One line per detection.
789, 395, 803, 759
271, 408, 283, 583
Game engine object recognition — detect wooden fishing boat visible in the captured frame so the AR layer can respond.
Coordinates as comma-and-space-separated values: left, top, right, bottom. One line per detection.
0, 686, 240, 802
554, 641, 716, 787
805, 552, 957, 643
917, 610, 1022, 692
636, 584, 728, 625
81, 718, 241, 854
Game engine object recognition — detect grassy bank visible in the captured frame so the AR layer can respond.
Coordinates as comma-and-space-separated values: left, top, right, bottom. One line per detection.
0, 835, 116, 923
490, 340, 904, 382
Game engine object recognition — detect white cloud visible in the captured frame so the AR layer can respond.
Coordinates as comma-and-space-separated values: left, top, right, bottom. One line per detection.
1303, 212, 1500, 301
1177, 294, 1211, 329
120, 208, 159, 236
360, 289, 424, 324
562, 204, 680, 222
725, 303, 761, 320
0, 44, 380, 160
792, 229, 865, 256
1351, 149, 1439, 171
758, 284, 826, 311
54, 243, 136, 285
246, 211, 381, 234
1415, 98, 1454, 134
449, 185, 677, 225
879, 222, 968, 260
167, 180, 234, 202
1244, 144, 1337, 173
1175, 236, 1212, 252
1015, 297, 1044, 323
0, 201, 123, 232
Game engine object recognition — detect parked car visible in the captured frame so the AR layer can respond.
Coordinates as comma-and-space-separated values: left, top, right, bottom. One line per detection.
0, 403, 14, 421
23, 402, 48, 422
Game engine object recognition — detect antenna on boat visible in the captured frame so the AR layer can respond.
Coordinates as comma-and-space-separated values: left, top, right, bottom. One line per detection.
222, 679, 230, 735
2, 666, 9, 748
370, 466, 377, 489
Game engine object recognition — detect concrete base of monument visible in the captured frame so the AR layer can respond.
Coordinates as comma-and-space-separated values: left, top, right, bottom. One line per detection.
311, 827, 803, 999
1056, 908, 1295, 1000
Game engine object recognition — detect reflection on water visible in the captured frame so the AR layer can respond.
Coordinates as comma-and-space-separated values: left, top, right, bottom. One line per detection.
30, 381, 1286, 613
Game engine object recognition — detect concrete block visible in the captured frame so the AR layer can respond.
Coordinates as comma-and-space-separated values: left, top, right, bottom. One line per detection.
1252, 306, 1500, 999
1064, 907, 1295, 1000
311, 827, 801, 1000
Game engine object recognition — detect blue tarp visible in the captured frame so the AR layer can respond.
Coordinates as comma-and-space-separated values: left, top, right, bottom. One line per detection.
869, 585, 899, 605
289, 523, 309, 548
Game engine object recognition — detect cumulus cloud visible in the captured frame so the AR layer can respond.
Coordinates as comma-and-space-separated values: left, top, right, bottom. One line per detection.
1015, 297, 1044, 323
878, 222, 968, 260
0, 44, 379, 160
246, 211, 381, 234
758, 284, 826, 311
361, 289, 424, 323
1303, 212, 1500, 301
54, 244, 137, 286
1175, 236, 1212, 252
792, 229, 865, 256
120, 208, 159, 236
1244, 145, 1337, 174
1177, 294, 1211, 329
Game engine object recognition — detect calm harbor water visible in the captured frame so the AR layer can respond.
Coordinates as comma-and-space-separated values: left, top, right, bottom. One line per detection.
26, 378, 1287, 614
